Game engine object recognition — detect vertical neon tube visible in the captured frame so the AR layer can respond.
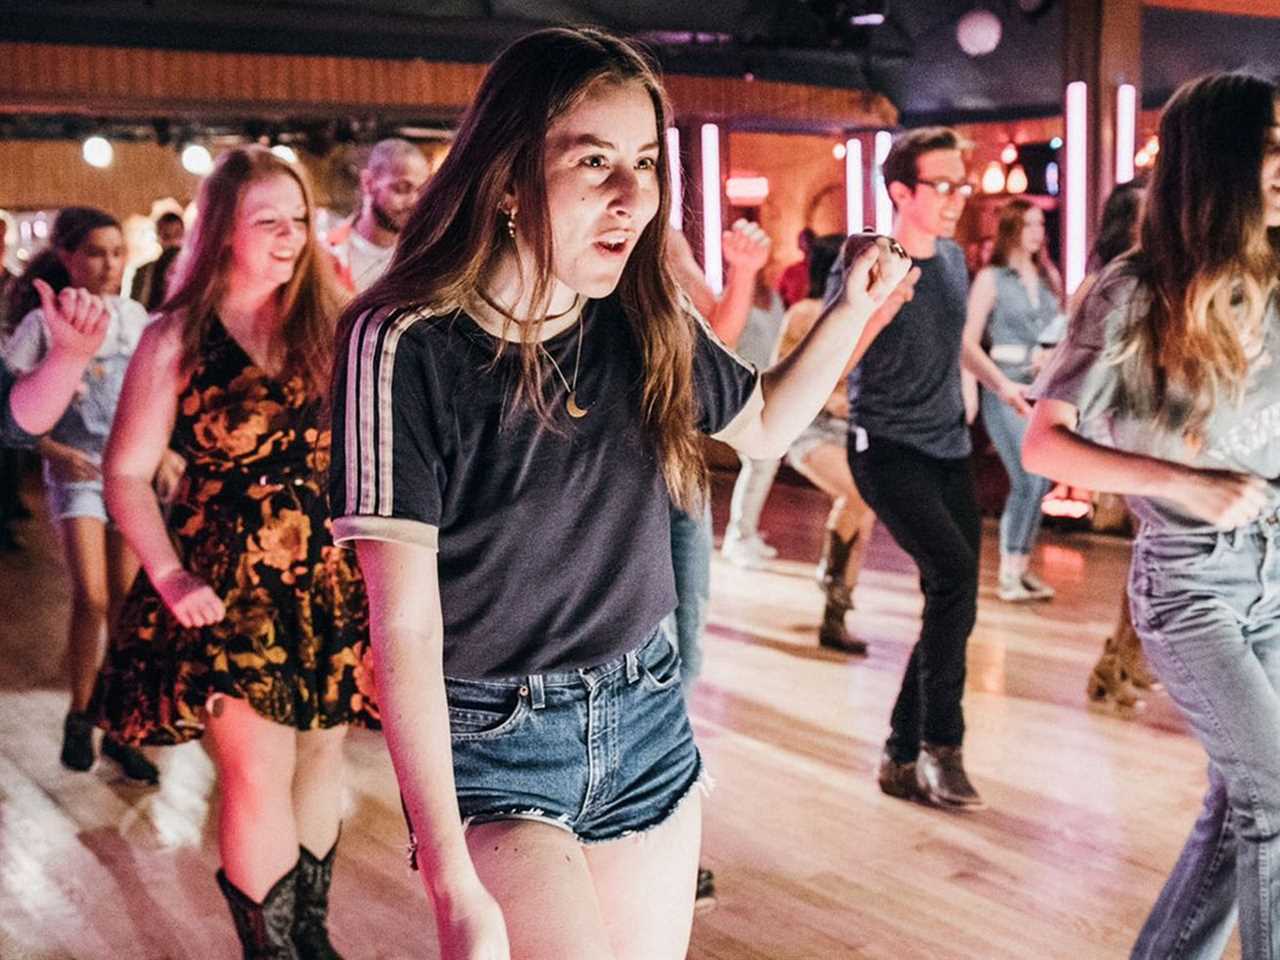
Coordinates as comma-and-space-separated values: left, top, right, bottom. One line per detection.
874, 130, 893, 235
666, 127, 683, 231
1065, 81, 1088, 295
1115, 83, 1136, 186
845, 138, 864, 234
701, 123, 723, 295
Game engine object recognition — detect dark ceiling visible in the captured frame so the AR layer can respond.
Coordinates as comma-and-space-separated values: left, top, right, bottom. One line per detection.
2, 1, 1279, 126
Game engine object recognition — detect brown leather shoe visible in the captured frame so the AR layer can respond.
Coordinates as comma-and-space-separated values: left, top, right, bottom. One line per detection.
876, 750, 919, 801
916, 743, 985, 809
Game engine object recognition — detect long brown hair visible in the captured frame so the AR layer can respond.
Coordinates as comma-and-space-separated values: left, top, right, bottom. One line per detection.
162, 145, 345, 396
1117, 72, 1280, 434
989, 198, 1063, 305
338, 27, 706, 509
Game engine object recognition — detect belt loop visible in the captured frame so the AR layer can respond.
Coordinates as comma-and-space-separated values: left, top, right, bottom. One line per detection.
626, 650, 640, 684
527, 673, 545, 710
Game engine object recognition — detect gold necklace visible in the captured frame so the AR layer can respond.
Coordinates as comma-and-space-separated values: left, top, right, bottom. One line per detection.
540, 311, 589, 419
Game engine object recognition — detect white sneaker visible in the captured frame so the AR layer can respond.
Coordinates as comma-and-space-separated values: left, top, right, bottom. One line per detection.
1019, 571, 1056, 601
721, 534, 776, 568
997, 572, 1054, 603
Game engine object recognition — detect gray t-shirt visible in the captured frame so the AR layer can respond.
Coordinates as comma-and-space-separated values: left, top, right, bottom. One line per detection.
1030, 260, 1280, 533
841, 238, 972, 459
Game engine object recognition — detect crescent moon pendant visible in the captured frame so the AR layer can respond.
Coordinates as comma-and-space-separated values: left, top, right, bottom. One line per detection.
566, 392, 589, 418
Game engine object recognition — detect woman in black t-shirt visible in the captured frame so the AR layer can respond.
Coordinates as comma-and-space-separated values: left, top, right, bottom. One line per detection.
331, 27, 914, 960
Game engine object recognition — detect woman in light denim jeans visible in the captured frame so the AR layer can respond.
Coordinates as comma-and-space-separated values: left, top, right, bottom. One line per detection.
1024, 71, 1280, 960
964, 198, 1063, 602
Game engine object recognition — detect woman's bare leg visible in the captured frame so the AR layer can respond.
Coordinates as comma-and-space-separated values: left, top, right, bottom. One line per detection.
204, 696, 299, 899
57, 516, 109, 712
294, 725, 348, 856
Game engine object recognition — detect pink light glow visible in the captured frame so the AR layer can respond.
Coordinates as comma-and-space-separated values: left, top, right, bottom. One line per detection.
701, 123, 723, 294
666, 127, 683, 230
845, 138, 864, 233
874, 130, 893, 234
1065, 81, 1088, 295
1115, 83, 1136, 185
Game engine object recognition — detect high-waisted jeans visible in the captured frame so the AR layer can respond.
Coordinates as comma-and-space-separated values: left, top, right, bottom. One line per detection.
980, 386, 1051, 556
1129, 516, 1280, 959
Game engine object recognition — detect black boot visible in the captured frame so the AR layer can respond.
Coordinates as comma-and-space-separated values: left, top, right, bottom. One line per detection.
101, 735, 160, 784
816, 531, 867, 655
217, 865, 301, 960
294, 839, 343, 960
818, 594, 868, 655
60, 711, 95, 771
815, 528, 852, 593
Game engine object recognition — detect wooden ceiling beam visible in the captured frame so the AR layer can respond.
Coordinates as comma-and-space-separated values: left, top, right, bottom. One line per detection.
1144, 0, 1280, 18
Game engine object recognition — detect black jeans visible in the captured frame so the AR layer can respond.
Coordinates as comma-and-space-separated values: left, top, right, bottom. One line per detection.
849, 435, 980, 763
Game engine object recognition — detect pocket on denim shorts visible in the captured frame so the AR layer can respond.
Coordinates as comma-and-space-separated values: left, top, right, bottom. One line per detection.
641, 635, 683, 692
446, 681, 530, 742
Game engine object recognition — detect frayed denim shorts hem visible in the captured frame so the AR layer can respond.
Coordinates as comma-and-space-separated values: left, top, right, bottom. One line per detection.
403, 626, 705, 868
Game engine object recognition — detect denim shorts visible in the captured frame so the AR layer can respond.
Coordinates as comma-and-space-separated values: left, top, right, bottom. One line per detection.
404, 626, 705, 867
787, 411, 846, 469
44, 478, 107, 523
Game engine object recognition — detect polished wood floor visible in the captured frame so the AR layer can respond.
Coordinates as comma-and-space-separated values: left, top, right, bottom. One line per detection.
0, 468, 1238, 959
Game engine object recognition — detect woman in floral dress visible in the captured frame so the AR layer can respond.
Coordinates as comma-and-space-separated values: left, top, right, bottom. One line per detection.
90, 145, 376, 959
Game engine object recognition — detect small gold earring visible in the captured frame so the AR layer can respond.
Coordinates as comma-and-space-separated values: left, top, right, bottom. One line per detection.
505, 207, 517, 240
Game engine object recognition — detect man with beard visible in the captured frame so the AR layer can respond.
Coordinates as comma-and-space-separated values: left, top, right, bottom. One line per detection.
327, 138, 430, 293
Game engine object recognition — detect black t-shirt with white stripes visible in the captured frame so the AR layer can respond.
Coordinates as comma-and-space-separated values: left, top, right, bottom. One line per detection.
330, 295, 760, 679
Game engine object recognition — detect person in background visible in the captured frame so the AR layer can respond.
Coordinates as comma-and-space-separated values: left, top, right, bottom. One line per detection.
964, 198, 1064, 602
2, 285, 110, 449
1024, 71, 1280, 959
777, 227, 815, 308
777, 233, 879, 655
663, 216, 771, 908
3, 206, 158, 783
0, 212, 28, 551
846, 127, 1023, 810
327, 138, 431, 293
1070, 180, 1162, 712
130, 210, 186, 312
90, 146, 377, 958
719, 250, 788, 568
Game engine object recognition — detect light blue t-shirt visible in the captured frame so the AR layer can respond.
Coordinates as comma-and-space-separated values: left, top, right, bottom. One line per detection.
2, 295, 151, 463
1030, 260, 1280, 533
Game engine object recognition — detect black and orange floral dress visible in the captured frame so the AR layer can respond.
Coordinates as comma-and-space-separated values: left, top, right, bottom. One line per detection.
91, 318, 378, 745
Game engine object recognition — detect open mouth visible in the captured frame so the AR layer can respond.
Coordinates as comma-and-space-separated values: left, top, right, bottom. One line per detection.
594, 232, 634, 257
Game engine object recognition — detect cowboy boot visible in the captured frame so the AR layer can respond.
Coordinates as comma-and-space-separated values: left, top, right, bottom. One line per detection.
217, 864, 301, 960
1113, 603, 1160, 691
817, 532, 867, 655
294, 838, 343, 960
1085, 635, 1141, 711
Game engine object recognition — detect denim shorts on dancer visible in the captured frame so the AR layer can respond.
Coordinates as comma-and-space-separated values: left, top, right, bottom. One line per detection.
403, 625, 706, 868
44, 478, 108, 523
786, 411, 846, 469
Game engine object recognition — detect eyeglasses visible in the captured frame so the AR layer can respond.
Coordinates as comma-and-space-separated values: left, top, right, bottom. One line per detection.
916, 179, 975, 198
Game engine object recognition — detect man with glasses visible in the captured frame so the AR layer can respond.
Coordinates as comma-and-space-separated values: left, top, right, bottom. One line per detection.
837, 127, 1011, 809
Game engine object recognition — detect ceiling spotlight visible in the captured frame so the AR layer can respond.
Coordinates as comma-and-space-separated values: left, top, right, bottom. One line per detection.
82, 136, 113, 168
957, 8, 1003, 57
981, 160, 1007, 194
1050, 136, 1063, 150
1000, 142, 1018, 165
846, 0, 888, 27
1006, 164, 1029, 194
271, 144, 299, 164
181, 143, 214, 175
833, 142, 847, 160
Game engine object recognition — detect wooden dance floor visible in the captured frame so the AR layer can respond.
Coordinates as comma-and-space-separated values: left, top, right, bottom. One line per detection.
0, 470, 1237, 959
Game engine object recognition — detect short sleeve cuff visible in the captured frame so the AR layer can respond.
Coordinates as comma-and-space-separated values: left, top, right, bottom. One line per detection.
711, 378, 764, 446
332, 515, 439, 550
